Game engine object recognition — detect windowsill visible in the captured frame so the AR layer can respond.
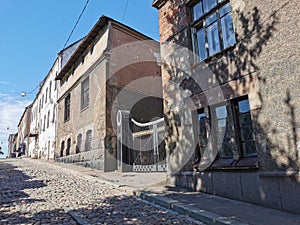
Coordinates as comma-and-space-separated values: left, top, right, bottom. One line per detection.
192, 45, 236, 69
80, 105, 89, 113
64, 118, 70, 123
208, 156, 258, 170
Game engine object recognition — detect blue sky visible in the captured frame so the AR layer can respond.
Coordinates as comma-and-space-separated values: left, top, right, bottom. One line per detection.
0, 0, 159, 157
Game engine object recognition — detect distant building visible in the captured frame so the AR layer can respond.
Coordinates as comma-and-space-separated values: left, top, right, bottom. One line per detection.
28, 40, 82, 159
16, 104, 32, 157
153, 0, 300, 214
7, 133, 18, 157
55, 16, 162, 172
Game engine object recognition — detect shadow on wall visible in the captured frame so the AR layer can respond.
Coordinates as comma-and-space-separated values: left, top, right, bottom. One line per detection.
161, 0, 300, 214
163, 1, 300, 174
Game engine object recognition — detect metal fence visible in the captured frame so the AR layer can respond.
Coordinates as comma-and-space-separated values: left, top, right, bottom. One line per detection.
117, 110, 167, 172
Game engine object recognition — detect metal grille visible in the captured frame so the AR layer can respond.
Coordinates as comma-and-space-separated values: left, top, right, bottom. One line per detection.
117, 110, 167, 172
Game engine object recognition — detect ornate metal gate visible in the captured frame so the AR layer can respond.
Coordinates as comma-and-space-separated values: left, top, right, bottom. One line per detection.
117, 110, 167, 172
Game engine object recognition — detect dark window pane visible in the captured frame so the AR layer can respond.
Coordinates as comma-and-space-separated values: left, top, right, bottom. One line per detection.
239, 113, 252, 125
221, 13, 236, 48
196, 28, 207, 60
81, 78, 89, 109
193, 1, 203, 21
64, 94, 70, 121
240, 127, 254, 141
220, 142, 234, 157
207, 22, 221, 56
242, 141, 256, 156
203, 0, 217, 13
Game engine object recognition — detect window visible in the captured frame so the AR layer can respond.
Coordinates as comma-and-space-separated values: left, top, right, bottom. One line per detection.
195, 96, 256, 168
191, 0, 236, 61
47, 110, 50, 128
52, 105, 56, 123
60, 141, 65, 157
45, 88, 48, 104
235, 98, 256, 156
194, 109, 210, 166
49, 81, 52, 102
76, 134, 82, 153
64, 94, 71, 121
81, 77, 89, 110
66, 138, 71, 156
40, 119, 42, 132
43, 115, 46, 131
85, 130, 92, 151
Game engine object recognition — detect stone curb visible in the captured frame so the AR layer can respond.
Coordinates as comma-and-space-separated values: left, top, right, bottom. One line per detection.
64, 208, 91, 225
134, 191, 249, 225
22, 159, 248, 225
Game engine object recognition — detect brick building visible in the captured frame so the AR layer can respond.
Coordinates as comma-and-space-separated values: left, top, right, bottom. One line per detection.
153, 0, 300, 213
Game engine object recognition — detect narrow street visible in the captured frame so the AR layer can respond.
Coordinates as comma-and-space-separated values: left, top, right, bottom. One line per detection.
0, 158, 201, 225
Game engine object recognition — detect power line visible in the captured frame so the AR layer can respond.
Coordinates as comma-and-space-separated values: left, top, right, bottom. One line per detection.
122, 0, 129, 21
63, 0, 90, 49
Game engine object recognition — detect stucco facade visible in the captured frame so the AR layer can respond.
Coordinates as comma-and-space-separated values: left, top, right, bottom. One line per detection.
55, 16, 161, 172
153, 0, 300, 214
28, 41, 82, 160
16, 105, 32, 157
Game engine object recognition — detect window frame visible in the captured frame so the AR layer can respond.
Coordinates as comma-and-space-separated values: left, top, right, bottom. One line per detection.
190, 0, 236, 62
85, 130, 92, 152
64, 94, 71, 122
81, 77, 89, 111
195, 96, 257, 170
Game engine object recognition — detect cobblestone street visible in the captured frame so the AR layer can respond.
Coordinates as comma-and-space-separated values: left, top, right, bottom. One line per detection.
0, 158, 202, 225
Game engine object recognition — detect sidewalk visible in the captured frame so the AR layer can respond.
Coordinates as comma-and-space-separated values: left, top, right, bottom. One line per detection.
28, 159, 300, 225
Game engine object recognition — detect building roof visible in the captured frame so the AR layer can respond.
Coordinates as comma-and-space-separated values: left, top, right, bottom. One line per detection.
55, 15, 157, 80
152, 0, 167, 9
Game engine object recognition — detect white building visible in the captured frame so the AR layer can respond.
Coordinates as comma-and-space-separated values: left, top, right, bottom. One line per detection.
28, 40, 82, 159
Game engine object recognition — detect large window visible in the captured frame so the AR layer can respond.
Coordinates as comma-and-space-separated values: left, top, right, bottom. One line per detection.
81, 77, 89, 110
195, 96, 256, 168
191, 0, 236, 61
235, 98, 256, 156
64, 94, 71, 121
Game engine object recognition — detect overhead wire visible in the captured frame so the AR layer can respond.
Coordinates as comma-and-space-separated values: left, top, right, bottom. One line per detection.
122, 0, 129, 21
63, 0, 90, 49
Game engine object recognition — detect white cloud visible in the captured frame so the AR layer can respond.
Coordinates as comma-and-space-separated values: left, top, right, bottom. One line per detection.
0, 80, 15, 88
0, 94, 32, 158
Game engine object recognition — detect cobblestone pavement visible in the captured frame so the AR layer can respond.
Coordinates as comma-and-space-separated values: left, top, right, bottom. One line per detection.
0, 159, 203, 225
